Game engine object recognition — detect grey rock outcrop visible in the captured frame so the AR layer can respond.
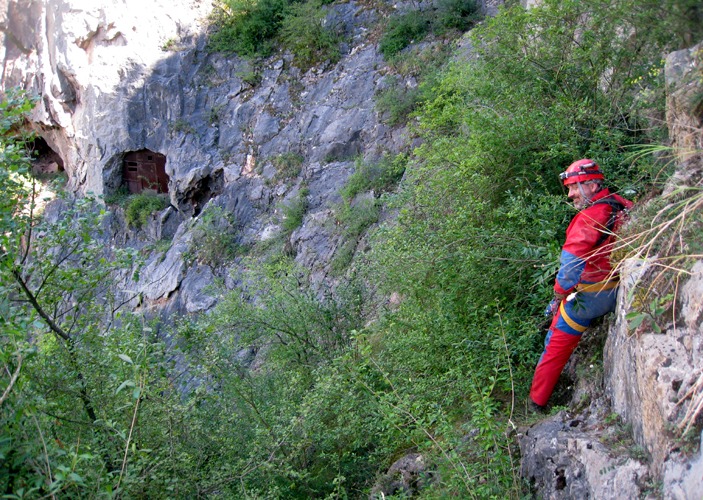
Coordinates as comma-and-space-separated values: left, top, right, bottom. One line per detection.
370, 453, 430, 498
602, 41, 703, 499
520, 411, 650, 498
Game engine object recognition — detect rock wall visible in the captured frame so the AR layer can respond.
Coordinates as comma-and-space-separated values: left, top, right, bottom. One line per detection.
1, 0, 414, 313
521, 41, 703, 499
603, 41, 703, 498
1, 0, 213, 194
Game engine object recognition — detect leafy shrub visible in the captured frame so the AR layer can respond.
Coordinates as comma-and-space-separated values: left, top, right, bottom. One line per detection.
337, 197, 380, 240
281, 187, 309, 233
379, 10, 430, 59
331, 197, 380, 273
209, 0, 341, 67
4, 2, 701, 498
433, 0, 480, 34
341, 153, 407, 202
280, 0, 341, 70
188, 205, 242, 266
374, 77, 423, 126
103, 185, 130, 206
124, 192, 169, 228
379, 0, 481, 59
375, 45, 451, 126
208, 0, 292, 57
271, 151, 304, 182
360, 0, 698, 493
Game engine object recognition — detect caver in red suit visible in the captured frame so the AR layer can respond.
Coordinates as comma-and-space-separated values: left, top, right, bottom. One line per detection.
529, 159, 633, 408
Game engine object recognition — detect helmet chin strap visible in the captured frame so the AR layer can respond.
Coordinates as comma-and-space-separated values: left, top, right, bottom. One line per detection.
577, 182, 595, 207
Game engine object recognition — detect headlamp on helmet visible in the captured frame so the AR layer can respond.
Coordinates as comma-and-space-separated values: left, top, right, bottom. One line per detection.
560, 159, 605, 186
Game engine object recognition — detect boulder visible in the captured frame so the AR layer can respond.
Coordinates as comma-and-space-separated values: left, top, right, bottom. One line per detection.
520, 411, 650, 498
370, 453, 430, 498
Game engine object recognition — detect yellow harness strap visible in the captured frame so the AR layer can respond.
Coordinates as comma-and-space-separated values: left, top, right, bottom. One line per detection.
575, 279, 620, 293
559, 301, 588, 333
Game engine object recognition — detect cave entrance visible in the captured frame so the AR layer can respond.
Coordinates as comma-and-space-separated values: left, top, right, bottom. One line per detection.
123, 150, 169, 194
28, 137, 64, 175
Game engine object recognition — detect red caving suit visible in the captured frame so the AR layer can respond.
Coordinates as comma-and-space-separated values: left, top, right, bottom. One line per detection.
530, 188, 633, 406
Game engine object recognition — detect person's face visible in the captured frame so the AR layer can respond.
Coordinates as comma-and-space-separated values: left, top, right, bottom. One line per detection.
567, 182, 599, 210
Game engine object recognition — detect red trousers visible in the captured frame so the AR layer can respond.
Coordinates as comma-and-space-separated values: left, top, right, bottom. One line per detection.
530, 289, 617, 406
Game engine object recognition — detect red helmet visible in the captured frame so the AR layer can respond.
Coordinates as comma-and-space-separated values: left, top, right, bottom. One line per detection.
559, 159, 605, 185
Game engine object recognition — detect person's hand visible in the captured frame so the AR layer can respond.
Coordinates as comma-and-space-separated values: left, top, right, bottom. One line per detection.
544, 297, 560, 318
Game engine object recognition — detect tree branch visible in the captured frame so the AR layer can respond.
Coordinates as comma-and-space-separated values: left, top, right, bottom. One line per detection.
0, 356, 23, 406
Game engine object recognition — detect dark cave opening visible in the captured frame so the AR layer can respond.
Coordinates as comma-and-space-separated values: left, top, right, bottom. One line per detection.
186, 170, 224, 217
28, 136, 64, 175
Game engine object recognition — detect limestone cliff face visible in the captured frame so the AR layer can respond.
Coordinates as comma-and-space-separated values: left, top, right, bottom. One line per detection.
1, 0, 213, 194
1, 0, 412, 312
521, 42, 703, 499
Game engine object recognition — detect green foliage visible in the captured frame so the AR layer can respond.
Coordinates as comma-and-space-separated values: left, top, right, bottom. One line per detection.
169, 118, 195, 135
187, 204, 243, 266
103, 185, 131, 206
271, 151, 304, 183
434, 0, 481, 34
124, 192, 169, 228
341, 153, 407, 202
379, 10, 431, 59
208, 0, 292, 57
375, 44, 452, 126
169, 261, 385, 497
379, 0, 480, 59
281, 187, 309, 233
0, 90, 36, 253
357, 0, 698, 493
209, 0, 342, 68
0, 130, 172, 496
375, 76, 423, 126
280, 0, 341, 70
3, 0, 701, 497
331, 197, 381, 273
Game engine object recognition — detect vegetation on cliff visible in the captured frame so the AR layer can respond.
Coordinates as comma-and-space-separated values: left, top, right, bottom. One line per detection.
1, 0, 702, 498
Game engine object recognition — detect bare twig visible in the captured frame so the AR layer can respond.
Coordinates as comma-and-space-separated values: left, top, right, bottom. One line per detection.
31, 412, 56, 499
116, 377, 145, 493
0, 355, 23, 406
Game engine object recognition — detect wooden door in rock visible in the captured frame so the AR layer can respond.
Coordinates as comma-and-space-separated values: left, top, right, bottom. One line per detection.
123, 150, 168, 194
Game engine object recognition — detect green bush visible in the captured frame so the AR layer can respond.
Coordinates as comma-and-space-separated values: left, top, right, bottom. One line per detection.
330, 197, 380, 273
281, 187, 309, 233
4, 2, 700, 498
379, 1, 481, 59
280, 0, 341, 70
103, 185, 130, 206
188, 205, 242, 266
208, 0, 341, 67
124, 192, 169, 228
379, 10, 430, 59
375, 45, 451, 126
208, 0, 292, 57
359, 0, 698, 493
341, 153, 407, 202
271, 151, 304, 182
374, 77, 423, 126
433, 0, 480, 33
